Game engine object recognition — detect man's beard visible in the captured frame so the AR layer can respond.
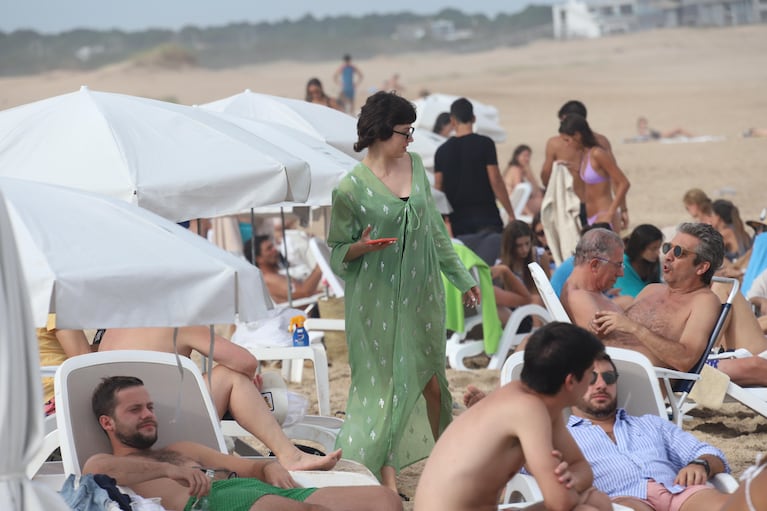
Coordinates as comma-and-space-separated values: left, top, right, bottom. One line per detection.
115, 423, 157, 449
582, 395, 617, 419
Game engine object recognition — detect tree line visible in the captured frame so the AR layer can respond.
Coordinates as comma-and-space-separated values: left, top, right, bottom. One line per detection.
0, 7, 552, 76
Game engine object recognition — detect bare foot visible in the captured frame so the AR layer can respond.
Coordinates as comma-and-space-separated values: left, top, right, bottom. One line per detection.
279, 448, 342, 471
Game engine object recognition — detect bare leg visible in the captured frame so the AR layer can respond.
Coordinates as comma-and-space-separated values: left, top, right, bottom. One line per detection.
306, 485, 403, 511
679, 488, 729, 511
207, 365, 341, 471
422, 374, 442, 440
612, 496, 654, 510
250, 495, 329, 511
711, 282, 767, 354
718, 357, 767, 386
380, 465, 398, 494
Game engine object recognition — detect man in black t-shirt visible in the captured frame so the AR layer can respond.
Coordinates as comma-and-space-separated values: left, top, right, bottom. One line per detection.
434, 98, 514, 236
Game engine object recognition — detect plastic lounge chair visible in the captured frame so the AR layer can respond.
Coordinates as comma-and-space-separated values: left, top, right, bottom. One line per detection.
529, 263, 762, 424
309, 237, 344, 298
54, 351, 367, 484
499, 348, 738, 507
510, 182, 534, 224
528, 262, 571, 323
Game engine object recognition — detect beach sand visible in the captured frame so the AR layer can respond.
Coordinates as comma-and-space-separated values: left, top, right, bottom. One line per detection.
3, 23, 766, 505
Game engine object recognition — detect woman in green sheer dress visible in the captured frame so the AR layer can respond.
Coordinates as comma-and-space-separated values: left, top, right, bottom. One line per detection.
328, 91, 480, 496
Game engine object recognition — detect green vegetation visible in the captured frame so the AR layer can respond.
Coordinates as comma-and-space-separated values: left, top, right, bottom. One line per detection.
0, 7, 553, 76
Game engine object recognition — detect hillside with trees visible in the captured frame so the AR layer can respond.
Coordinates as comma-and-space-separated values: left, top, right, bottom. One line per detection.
0, 7, 553, 76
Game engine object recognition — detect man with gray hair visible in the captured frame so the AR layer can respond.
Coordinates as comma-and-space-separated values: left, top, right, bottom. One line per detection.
563, 222, 767, 387
561, 227, 626, 328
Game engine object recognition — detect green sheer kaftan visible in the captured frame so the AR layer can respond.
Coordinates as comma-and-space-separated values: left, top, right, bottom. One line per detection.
328, 152, 475, 475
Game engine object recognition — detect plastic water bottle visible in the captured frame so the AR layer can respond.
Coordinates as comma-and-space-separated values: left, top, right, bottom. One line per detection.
191, 469, 215, 510
290, 315, 309, 347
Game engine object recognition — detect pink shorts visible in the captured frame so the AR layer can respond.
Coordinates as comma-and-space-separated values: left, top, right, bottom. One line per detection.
639, 480, 709, 511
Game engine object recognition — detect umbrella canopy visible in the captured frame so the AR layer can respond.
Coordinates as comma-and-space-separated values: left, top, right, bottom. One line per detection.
0, 86, 312, 222
412, 93, 508, 143
1, 177, 272, 329
212, 113, 357, 207
0, 187, 71, 510
200, 88, 359, 159
200, 88, 444, 170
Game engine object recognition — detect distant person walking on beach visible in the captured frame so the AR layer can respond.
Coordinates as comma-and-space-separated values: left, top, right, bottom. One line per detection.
305, 77, 343, 111
334, 54, 363, 114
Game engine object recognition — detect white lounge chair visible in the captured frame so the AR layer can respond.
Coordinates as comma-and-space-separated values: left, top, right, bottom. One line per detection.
499, 347, 738, 507
53, 351, 374, 487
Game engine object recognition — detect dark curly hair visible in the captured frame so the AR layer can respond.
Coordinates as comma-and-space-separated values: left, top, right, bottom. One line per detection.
354, 91, 416, 152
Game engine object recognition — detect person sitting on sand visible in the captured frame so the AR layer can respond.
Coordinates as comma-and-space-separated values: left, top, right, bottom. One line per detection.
84, 376, 401, 511
503, 144, 544, 215
636, 116, 694, 140
97, 326, 341, 472
463, 352, 733, 511
414, 322, 612, 511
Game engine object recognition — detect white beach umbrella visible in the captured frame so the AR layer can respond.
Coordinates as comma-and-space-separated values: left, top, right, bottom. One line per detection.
412, 93, 508, 143
0, 177, 272, 329
211, 113, 357, 207
0, 187, 71, 510
200, 88, 360, 160
0, 86, 311, 222
201, 88, 445, 172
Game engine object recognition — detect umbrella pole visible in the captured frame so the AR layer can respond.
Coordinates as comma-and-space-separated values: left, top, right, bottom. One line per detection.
250, 208, 256, 264
280, 207, 294, 306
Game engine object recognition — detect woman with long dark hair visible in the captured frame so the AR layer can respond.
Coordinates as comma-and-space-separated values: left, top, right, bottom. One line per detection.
559, 114, 630, 230
615, 224, 663, 298
328, 91, 478, 496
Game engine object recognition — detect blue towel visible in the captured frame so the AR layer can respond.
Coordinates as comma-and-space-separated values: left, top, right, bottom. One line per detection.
742, 233, 767, 296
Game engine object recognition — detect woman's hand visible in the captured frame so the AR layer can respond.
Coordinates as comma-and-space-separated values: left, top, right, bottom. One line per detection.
463, 286, 481, 308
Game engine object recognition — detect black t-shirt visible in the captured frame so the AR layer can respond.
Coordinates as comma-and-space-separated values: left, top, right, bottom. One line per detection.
434, 133, 501, 224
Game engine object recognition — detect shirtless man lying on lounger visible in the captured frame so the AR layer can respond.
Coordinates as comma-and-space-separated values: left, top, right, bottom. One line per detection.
561, 223, 767, 387
98, 326, 341, 471
414, 322, 612, 511
84, 376, 402, 511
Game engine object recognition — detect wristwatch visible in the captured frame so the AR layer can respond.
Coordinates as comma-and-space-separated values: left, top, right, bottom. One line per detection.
688, 458, 711, 477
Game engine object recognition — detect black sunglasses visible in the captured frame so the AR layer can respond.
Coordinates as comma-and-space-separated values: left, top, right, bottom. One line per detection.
590, 370, 619, 385
392, 127, 415, 138
661, 242, 695, 259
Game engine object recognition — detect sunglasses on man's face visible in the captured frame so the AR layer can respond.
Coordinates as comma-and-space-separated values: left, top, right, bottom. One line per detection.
590, 370, 619, 385
661, 242, 695, 259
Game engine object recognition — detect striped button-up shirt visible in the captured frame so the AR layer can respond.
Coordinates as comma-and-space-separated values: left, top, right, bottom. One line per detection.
567, 408, 729, 499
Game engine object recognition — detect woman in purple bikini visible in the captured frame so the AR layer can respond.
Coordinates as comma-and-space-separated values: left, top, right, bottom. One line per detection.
559, 114, 630, 230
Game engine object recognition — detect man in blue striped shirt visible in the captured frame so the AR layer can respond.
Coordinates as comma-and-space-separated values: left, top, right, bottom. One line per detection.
569, 352, 731, 511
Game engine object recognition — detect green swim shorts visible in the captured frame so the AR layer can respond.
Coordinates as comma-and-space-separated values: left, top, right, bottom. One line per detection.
183, 478, 318, 511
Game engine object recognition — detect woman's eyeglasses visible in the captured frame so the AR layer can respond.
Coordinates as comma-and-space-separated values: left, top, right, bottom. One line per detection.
590, 370, 619, 385
661, 242, 695, 258
535, 230, 545, 238
392, 127, 415, 138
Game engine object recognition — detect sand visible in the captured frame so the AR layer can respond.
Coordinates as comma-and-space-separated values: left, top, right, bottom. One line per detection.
3, 23, 766, 505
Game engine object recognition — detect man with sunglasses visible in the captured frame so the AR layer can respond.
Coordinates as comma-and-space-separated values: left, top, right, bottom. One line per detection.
434, 97, 515, 237
565, 222, 767, 388
568, 352, 731, 511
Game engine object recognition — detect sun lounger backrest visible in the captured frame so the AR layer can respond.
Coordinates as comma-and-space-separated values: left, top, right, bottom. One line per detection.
528, 262, 571, 323
673, 276, 739, 394
55, 350, 226, 475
